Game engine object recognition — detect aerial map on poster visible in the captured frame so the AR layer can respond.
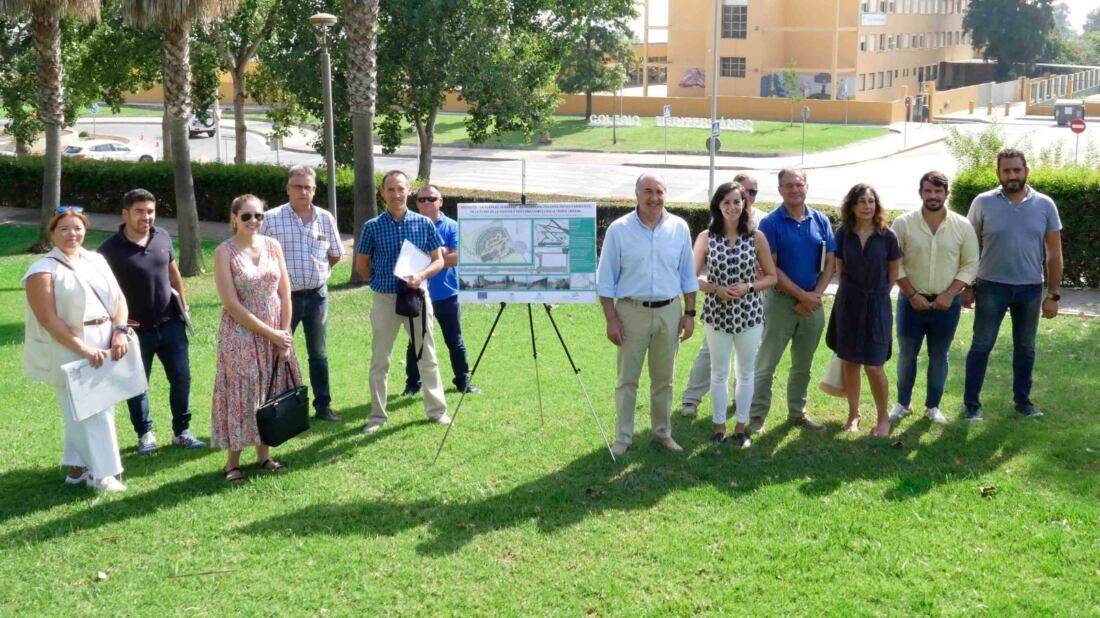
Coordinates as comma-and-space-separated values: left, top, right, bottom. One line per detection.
457, 202, 597, 304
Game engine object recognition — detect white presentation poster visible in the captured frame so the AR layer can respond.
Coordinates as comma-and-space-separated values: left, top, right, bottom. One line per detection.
457, 202, 597, 304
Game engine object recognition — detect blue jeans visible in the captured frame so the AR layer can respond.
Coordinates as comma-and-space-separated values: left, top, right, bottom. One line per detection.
895, 295, 961, 409
963, 279, 1043, 411
127, 317, 192, 437
291, 287, 331, 411
406, 295, 471, 390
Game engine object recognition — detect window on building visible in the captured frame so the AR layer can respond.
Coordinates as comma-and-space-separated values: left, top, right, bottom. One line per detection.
859, 74, 866, 91
879, 34, 886, 50
860, 38, 867, 52
861, 1, 870, 12
721, 4, 748, 39
886, 72, 893, 87
720, 56, 746, 78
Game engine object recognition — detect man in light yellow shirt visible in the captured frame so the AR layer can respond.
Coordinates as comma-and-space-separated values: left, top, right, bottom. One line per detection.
888, 171, 979, 425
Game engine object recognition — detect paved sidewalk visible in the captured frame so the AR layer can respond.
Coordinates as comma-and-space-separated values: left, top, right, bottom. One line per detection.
3, 204, 1094, 316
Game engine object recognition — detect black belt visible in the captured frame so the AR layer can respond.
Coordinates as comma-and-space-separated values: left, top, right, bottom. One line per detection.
83, 316, 111, 326
626, 298, 674, 308
292, 286, 324, 296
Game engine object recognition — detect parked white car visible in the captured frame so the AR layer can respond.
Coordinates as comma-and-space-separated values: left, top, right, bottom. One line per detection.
62, 139, 157, 163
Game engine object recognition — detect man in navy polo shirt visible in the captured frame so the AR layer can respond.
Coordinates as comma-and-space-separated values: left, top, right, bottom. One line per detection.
748, 169, 836, 433
98, 189, 204, 454
961, 149, 1063, 421
401, 184, 480, 397
355, 170, 452, 433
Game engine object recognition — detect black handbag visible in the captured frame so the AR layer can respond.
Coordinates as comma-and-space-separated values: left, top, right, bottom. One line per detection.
396, 280, 428, 361
255, 354, 310, 447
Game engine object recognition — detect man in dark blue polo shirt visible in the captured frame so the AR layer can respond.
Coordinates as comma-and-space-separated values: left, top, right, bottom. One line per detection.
355, 170, 451, 434
402, 184, 480, 397
98, 189, 204, 454
748, 169, 836, 433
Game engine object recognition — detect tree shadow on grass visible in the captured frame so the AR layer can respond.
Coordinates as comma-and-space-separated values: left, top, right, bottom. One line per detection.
0, 321, 25, 346
233, 416, 1026, 557
0, 420, 370, 546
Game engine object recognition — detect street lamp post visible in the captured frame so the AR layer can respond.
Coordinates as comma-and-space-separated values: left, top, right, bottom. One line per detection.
708, 0, 720, 199
310, 12, 339, 231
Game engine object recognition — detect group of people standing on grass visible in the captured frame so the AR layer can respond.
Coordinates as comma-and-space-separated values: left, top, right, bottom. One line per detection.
22, 148, 1062, 490
21, 165, 478, 490
597, 148, 1062, 456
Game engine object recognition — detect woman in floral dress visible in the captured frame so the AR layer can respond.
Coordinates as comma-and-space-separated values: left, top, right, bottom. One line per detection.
211, 194, 301, 482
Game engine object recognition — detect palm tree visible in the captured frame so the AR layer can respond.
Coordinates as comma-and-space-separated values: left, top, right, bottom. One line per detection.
119, 0, 236, 276
344, 0, 379, 284
0, 0, 100, 251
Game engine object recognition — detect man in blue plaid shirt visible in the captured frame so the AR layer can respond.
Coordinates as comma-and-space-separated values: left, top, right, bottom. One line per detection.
356, 170, 452, 433
260, 165, 344, 422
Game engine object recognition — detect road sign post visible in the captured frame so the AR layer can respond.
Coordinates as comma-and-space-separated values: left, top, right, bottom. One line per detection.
904, 96, 912, 148
708, 120, 720, 198
663, 104, 671, 164
800, 106, 810, 163
90, 103, 99, 137
1070, 118, 1086, 164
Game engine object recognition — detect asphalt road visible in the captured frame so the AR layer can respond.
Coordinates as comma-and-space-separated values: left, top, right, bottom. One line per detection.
73, 117, 1090, 211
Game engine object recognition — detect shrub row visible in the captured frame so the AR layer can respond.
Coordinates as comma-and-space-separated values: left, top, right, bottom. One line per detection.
949, 167, 1100, 287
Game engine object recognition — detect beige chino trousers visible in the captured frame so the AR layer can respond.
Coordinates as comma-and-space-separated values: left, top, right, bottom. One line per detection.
613, 297, 682, 446
369, 292, 448, 425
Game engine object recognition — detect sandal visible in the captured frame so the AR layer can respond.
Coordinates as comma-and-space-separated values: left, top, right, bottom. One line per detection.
223, 466, 245, 483
258, 458, 288, 474
871, 421, 892, 439
843, 414, 862, 432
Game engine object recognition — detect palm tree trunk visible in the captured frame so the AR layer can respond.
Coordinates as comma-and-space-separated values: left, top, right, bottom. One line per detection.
30, 1, 64, 252
345, 0, 380, 284
162, 19, 203, 276
232, 65, 247, 164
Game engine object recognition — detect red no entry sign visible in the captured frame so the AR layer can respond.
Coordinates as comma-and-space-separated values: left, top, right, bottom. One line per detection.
1069, 118, 1086, 134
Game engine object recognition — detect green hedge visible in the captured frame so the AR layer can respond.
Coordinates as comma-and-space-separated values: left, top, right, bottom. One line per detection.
948, 167, 1100, 287
0, 155, 845, 250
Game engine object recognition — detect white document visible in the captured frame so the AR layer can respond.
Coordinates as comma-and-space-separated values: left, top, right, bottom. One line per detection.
60, 338, 148, 421
393, 239, 431, 280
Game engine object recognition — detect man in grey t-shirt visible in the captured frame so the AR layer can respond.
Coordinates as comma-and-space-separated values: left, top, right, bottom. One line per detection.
961, 149, 1063, 421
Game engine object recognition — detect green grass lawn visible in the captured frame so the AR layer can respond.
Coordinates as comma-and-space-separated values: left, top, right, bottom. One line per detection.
0, 223, 1097, 614
73, 107, 888, 154
416, 113, 889, 154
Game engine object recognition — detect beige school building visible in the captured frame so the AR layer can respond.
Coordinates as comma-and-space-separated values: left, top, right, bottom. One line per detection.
648, 0, 977, 102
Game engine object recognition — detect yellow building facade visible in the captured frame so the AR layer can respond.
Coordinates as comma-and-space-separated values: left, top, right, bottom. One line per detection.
663, 0, 977, 102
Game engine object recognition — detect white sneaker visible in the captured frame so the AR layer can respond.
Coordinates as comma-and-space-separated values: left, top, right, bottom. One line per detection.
137, 431, 158, 455
888, 403, 912, 422
431, 413, 453, 426
680, 402, 698, 418
89, 476, 127, 492
925, 407, 950, 425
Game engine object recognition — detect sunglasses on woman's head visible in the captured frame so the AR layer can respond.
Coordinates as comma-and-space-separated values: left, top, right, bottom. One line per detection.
55, 205, 84, 214
238, 212, 264, 222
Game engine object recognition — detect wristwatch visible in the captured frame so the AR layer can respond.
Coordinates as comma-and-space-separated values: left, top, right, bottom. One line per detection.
113, 324, 129, 335
1047, 292, 1061, 302
685, 309, 697, 317
748, 283, 755, 294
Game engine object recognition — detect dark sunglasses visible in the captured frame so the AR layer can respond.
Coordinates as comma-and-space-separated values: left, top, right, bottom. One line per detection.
416, 196, 440, 203
238, 212, 265, 222
56, 205, 84, 214
746, 189, 758, 197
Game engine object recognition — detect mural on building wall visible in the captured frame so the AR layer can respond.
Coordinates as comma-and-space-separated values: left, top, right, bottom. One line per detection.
679, 68, 706, 88
759, 72, 856, 100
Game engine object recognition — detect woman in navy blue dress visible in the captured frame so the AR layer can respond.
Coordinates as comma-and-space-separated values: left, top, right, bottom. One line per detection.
826, 184, 902, 438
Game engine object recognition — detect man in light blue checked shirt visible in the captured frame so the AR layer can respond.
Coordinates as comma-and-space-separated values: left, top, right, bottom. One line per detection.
597, 172, 698, 457
355, 170, 451, 434
260, 165, 344, 422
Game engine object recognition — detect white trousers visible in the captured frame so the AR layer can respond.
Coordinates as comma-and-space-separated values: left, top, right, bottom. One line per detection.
704, 323, 764, 425
56, 321, 123, 479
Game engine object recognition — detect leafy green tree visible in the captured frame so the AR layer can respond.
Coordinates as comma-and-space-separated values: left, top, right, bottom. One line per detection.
0, 18, 39, 155
119, 0, 238, 276
210, 0, 281, 163
1052, 2, 1075, 38
0, 0, 100, 251
963, 0, 1054, 80
552, 0, 636, 119
1085, 8, 1100, 33
345, 0, 379, 283
780, 63, 804, 127
1078, 31, 1100, 65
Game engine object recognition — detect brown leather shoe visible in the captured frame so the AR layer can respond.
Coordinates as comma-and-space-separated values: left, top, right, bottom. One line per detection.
789, 414, 826, 431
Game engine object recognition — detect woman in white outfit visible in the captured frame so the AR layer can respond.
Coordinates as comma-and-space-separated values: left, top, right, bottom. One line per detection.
693, 182, 777, 449
23, 207, 131, 492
